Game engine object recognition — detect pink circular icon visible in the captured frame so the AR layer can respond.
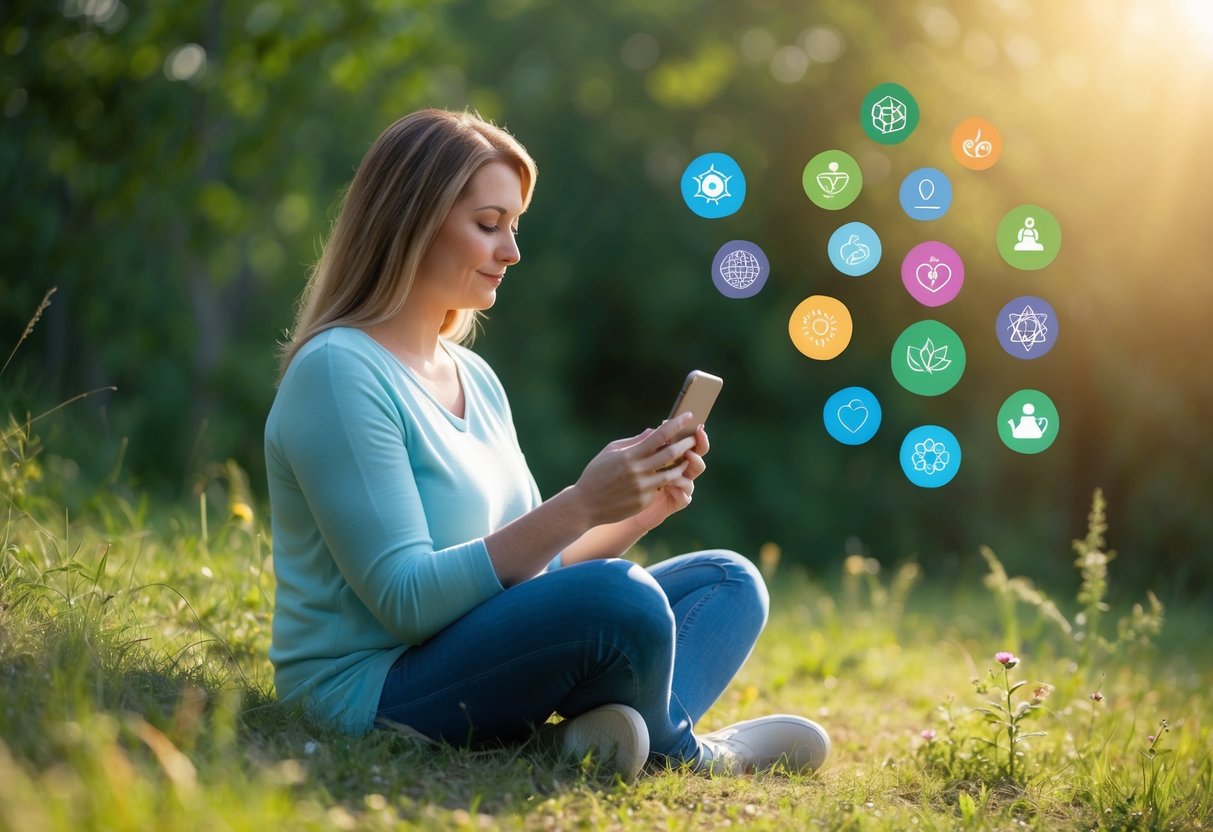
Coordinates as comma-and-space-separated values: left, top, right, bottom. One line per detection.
901, 241, 964, 307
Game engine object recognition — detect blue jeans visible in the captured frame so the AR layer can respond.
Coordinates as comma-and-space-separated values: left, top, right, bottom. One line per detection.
376, 550, 769, 763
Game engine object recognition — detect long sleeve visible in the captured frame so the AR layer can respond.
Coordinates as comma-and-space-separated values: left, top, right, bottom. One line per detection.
275, 344, 504, 646
265, 328, 539, 732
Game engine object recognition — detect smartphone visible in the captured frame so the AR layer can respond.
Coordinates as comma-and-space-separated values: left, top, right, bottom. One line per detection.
665, 370, 723, 443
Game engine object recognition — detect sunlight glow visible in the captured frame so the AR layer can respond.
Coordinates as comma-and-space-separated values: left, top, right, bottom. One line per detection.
1181, 0, 1213, 55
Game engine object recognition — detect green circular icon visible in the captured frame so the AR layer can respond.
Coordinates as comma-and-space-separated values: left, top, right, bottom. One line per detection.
803, 149, 862, 210
861, 82, 919, 144
998, 389, 1059, 454
997, 204, 1061, 270
891, 320, 967, 396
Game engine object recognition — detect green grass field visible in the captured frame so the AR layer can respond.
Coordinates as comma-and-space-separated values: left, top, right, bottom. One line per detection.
2, 419, 1210, 831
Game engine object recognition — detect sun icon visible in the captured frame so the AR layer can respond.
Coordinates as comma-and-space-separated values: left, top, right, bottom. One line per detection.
692, 164, 732, 206
789, 295, 852, 360
802, 308, 838, 349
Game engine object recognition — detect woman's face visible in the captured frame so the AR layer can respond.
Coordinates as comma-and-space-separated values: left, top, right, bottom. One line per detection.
414, 160, 524, 314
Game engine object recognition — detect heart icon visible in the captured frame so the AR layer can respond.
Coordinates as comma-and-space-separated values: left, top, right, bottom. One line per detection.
915, 261, 952, 293
836, 400, 869, 433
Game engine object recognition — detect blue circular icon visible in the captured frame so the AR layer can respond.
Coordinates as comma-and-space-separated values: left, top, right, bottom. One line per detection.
828, 222, 882, 277
823, 386, 882, 445
899, 425, 962, 488
711, 240, 769, 298
997, 295, 1058, 359
681, 152, 746, 219
898, 168, 953, 221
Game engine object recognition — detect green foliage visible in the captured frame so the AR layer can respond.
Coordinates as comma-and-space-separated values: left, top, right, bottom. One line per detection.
979, 489, 1165, 664
2, 438, 1213, 829
3, 1, 1212, 591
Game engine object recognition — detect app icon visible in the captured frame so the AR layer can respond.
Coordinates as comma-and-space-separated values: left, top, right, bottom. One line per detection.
900, 425, 962, 487
711, 240, 769, 299
997, 204, 1061, 269
950, 116, 1003, 170
860, 82, 920, 145
900, 241, 964, 307
828, 222, 882, 277
681, 152, 747, 219
899, 167, 953, 220
998, 389, 1060, 454
892, 320, 967, 396
789, 295, 853, 360
803, 149, 863, 210
823, 386, 882, 445
997, 296, 1058, 359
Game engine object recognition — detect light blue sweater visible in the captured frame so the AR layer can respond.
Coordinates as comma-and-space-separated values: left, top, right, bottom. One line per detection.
265, 327, 546, 733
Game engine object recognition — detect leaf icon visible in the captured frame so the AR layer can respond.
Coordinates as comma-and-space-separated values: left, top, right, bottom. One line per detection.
926, 348, 953, 373
907, 338, 953, 374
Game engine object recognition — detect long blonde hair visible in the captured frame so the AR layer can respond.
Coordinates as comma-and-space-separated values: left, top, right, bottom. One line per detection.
277, 108, 538, 380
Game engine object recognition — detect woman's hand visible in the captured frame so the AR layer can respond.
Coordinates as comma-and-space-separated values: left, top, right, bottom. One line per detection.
629, 423, 709, 531
568, 413, 703, 528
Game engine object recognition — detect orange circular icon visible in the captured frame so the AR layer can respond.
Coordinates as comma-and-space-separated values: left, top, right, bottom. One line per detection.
950, 116, 1002, 170
788, 295, 853, 360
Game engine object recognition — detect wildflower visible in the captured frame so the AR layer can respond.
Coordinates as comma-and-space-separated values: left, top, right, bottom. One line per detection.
1148, 735, 1155, 743
1089, 691, 1104, 702
230, 501, 254, 524
921, 729, 937, 741
1031, 684, 1052, 704
994, 651, 1020, 669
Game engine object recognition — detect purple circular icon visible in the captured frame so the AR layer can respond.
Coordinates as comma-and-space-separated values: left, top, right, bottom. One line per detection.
901, 241, 964, 306
711, 240, 770, 299
998, 295, 1058, 359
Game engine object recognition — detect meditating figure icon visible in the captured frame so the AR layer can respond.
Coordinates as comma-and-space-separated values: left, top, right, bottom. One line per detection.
1009, 403, 1049, 439
1014, 216, 1045, 252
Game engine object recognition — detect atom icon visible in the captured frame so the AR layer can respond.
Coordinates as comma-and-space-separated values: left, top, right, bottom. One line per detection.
692, 164, 733, 205
1007, 305, 1049, 352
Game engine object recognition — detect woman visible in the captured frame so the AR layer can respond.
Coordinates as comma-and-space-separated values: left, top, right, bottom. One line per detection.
265, 109, 829, 780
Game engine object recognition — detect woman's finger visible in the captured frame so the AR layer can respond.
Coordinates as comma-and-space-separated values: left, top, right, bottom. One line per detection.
640, 434, 697, 470
682, 451, 706, 480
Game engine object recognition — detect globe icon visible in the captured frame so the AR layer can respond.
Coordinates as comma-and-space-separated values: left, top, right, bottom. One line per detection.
872, 95, 907, 134
719, 249, 761, 289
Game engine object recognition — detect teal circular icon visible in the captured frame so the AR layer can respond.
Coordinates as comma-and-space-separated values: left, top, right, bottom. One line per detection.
681, 152, 746, 219
823, 386, 882, 445
891, 320, 966, 396
861, 82, 920, 145
899, 425, 961, 487
828, 222, 881, 277
998, 389, 1059, 454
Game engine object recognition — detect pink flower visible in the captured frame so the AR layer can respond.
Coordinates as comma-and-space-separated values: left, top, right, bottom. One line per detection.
921, 729, 937, 741
1148, 735, 1156, 743
1089, 692, 1104, 702
994, 652, 1020, 669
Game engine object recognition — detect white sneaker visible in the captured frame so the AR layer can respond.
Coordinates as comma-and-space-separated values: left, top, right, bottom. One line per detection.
696, 715, 830, 775
556, 703, 650, 780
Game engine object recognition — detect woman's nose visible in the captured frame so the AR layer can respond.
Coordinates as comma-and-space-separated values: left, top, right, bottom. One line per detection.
499, 235, 520, 265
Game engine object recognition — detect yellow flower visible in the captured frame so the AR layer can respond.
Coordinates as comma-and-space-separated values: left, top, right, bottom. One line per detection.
230, 502, 254, 524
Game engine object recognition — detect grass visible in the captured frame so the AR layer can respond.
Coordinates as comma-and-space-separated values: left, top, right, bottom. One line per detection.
2, 417, 1212, 831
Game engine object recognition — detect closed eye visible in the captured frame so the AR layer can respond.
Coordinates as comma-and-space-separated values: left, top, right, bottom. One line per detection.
478, 223, 520, 236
